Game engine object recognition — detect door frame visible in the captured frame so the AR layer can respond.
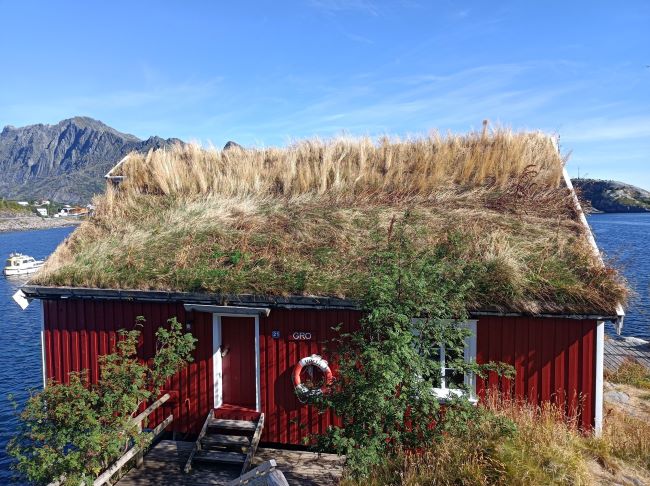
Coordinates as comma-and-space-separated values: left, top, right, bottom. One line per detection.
211, 312, 262, 412
212, 314, 223, 408
183, 304, 269, 413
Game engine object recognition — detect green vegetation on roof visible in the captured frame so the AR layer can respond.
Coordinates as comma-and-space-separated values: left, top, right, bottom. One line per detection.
33, 129, 628, 315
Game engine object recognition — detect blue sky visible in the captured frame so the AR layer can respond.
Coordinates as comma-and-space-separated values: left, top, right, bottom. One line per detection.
1, 1, 648, 186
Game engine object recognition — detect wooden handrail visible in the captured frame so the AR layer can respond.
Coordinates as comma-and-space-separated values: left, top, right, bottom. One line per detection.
46, 394, 172, 486
228, 459, 280, 486
183, 409, 214, 473
241, 413, 265, 475
94, 414, 173, 486
133, 393, 171, 430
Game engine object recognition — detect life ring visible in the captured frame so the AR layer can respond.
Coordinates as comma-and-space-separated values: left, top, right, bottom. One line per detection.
292, 354, 333, 399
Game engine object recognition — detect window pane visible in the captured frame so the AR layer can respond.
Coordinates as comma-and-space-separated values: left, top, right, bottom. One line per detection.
442, 343, 464, 388
423, 346, 442, 387
445, 368, 465, 388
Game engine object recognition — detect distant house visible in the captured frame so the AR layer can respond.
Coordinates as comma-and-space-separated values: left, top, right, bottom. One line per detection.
17, 201, 29, 206
21, 131, 627, 447
55, 205, 88, 218
53, 206, 70, 217
36, 208, 48, 217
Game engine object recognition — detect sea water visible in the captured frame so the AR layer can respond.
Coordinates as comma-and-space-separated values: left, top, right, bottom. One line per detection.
0, 227, 75, 484
588, 213, 650, 339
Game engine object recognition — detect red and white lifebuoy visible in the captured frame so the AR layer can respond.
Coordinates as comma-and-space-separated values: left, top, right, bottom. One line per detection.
292, 354, 333, 398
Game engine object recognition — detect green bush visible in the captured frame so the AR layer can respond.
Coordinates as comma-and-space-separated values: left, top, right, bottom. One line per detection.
7, 317, 196, 485
314, 214, 513, 478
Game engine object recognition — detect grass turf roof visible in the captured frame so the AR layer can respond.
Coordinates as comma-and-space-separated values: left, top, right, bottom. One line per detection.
33, 129, 628, 315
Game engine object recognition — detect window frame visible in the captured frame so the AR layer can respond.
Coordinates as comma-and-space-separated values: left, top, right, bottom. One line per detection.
411, 319, 478, 403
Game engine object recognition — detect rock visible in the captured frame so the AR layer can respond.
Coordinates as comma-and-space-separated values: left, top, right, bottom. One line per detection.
0, 117, 182, 204
223, 141, 243, 151
604, 390, 630, 404
623, 475, 646, 486
573, 178, 650, 213
0, 215, 80, 233
622, 336, 649, 345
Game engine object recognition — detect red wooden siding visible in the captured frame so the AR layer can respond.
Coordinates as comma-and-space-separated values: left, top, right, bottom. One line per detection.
475, 316, 597, 429
42, 299, 599, 443
43, 299, 213, 435
258, 308, 362, 445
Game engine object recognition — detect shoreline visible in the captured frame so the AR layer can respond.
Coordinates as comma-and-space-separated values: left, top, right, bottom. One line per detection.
0, 216, 81, 233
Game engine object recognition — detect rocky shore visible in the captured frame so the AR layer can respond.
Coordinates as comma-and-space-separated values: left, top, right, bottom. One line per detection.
0, 215, 81, 233
573, 178, 650, 213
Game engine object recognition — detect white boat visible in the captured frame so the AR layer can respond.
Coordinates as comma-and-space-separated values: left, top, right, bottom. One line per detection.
4, 253, 44, 276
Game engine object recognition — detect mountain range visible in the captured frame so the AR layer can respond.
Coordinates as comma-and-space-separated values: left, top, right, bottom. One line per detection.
0, 117, 181, 204
0, 117, 648, 212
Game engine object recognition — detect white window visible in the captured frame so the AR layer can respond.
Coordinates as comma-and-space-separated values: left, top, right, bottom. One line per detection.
412, 319, 478, 403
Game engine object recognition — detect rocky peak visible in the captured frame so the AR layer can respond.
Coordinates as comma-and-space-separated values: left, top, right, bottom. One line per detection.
0, 117, 181, 203
223, 140, 243, 150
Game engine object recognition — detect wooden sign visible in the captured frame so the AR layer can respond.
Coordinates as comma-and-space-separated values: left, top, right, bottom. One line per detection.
288, 331, 314, 341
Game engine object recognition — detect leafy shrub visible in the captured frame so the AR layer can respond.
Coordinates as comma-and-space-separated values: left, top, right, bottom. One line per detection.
0, 199, 31, 214
7, 317, 196, 485
314, 215, 513, 477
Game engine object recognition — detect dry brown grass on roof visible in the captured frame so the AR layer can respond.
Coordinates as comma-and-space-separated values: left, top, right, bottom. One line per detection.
33, 128, 629, 314
111, 128, 564, 200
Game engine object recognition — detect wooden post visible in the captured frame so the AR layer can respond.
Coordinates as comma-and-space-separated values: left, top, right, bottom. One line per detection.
183, 409, 214, 473
241, 413, 265, 475
135, 449, 144, 469
481, 119, 489, 139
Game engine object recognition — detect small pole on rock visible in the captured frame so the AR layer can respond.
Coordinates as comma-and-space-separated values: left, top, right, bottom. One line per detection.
481, 119, 489, 139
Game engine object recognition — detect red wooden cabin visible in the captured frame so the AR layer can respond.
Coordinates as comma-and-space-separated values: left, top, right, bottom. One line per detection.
19, 133, 626, 444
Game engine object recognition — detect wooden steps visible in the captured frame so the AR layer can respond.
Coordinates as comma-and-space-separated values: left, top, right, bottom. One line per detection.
194, 450, 247, 465
184, 408, 265, 475
202, 434, 251, 449
208, 418, 257, 434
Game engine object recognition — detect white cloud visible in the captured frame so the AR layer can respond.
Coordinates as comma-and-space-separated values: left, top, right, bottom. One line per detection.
237, 61, 579, 139
561, 116, 650, 142
344, 32, 374, 44
307, 0, 380, 16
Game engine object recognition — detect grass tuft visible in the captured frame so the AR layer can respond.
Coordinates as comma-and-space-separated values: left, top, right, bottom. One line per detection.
341, 394, 650, 485
605, 358, 650, 390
